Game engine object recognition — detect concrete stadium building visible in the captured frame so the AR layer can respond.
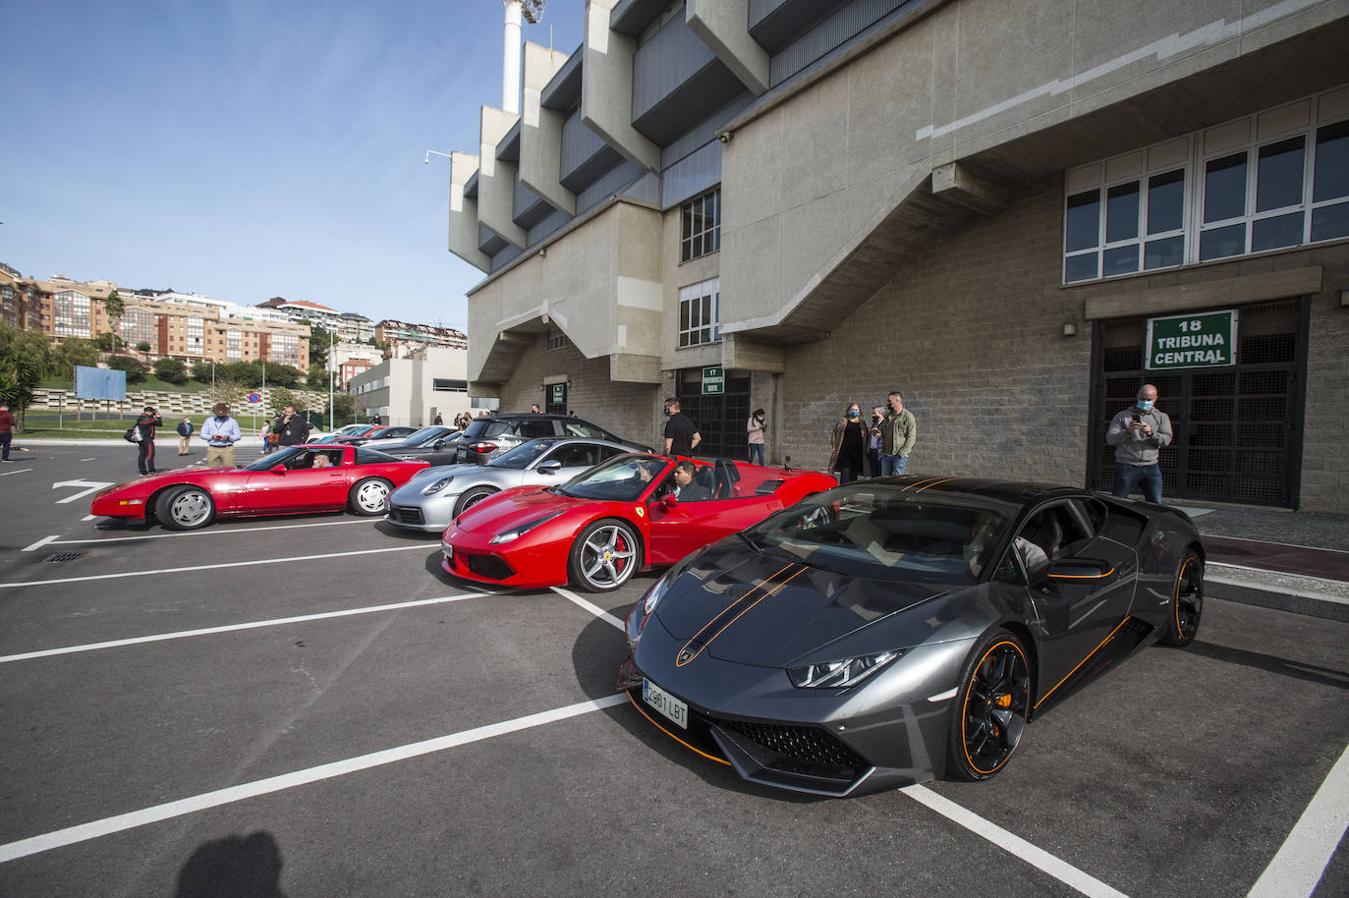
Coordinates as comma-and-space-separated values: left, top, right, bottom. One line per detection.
449, 0, 1349, 513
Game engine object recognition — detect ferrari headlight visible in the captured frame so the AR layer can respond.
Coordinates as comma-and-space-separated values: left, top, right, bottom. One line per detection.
421, 476, 455, 495
788, 651, 903, 689
489, 510, 565, 544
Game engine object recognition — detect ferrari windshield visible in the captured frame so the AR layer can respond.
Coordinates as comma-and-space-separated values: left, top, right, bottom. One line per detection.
556, 455, 667, 501
491, 439, 554, 470
745, 484, 1013, 584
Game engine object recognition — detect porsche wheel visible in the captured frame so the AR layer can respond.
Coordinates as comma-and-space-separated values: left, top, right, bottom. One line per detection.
1161, 551, 1203, 647
454, 486, 498, 519
157, 486, 216, 531
947, 630, 1031, 781
569, 519, 641, 592
349, 478, 393, 516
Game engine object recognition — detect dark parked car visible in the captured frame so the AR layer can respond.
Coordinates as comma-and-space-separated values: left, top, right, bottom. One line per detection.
329, 425, 418, 447
443, 414, 640, 464
379, 426, 463, 466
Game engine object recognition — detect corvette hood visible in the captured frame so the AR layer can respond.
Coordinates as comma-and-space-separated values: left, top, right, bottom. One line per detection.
655, 542, 950, 668
110, 468, 222, 494
452, 486, 587, 532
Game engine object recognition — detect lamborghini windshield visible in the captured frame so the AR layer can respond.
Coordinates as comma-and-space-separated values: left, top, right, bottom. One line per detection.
745, 484, 1013, 584
556, 455, 668, 501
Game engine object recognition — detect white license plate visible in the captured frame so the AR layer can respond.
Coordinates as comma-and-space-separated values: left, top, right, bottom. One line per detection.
642, 678, 688, 730
441, 543, 453, 562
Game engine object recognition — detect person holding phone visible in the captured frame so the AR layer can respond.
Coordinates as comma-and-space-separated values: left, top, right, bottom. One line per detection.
271, 404, 311, 447
1106, 383, 1173, 504
746, 408, 766, 465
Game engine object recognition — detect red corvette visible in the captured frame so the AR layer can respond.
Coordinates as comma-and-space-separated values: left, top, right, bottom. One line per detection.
440, 453, 836, 591
90, 444, 431, 530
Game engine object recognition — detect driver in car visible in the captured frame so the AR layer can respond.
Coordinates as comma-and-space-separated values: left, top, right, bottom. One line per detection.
668, 460, 712, 501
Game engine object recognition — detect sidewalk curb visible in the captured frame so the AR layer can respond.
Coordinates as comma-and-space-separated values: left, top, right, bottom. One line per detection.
1207, 568, 1349, 623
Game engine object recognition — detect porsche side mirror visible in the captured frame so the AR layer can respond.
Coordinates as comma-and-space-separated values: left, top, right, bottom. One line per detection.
537, 459, 563, 475
1046, 559, 1116, 583
433, 439, 446, 449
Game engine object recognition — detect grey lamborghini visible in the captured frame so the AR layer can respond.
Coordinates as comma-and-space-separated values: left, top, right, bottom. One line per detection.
619, 476, 1204, 797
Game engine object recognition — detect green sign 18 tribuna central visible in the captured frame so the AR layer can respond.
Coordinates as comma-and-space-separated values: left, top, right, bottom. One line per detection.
1146, 310, 1238, 370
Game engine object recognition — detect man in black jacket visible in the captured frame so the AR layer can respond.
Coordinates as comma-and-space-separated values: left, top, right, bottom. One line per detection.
135, 406, 163, 475
271, 405, 311, 447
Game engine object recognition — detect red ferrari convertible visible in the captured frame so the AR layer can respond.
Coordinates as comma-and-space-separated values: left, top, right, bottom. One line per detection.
440, 453, 836, 591
90, 444, 431, 530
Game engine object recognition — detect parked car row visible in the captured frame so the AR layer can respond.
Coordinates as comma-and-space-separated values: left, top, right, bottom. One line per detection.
88, 411, 1206, 797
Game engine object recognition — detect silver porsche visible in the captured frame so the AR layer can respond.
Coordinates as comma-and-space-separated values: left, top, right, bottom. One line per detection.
384, 437, 639, 532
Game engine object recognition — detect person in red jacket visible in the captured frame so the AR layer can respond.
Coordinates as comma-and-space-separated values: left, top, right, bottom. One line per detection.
0, 403, 14, 463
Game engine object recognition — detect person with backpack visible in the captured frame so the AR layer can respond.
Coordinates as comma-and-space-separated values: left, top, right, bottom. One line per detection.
175, 417, 194, 456
131, 405, 163, 475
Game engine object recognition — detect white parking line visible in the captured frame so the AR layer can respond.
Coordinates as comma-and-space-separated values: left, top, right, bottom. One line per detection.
81, 514, 96, 521
0, 693, 627, 864
551, 586, 627, 631
0, 545, 430, 590
80, 458, 96, 462
0, 592, 490, 664
900, 785, 1128, 897
50, 517, 376, 546
1247, 743, 1349, 898
553, 585, 1131, 898
21, 535, 60, 553
0, 467, 34, 476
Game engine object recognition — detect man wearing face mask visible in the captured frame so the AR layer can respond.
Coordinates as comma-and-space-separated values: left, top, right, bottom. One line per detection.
1106, 383, 1173, 504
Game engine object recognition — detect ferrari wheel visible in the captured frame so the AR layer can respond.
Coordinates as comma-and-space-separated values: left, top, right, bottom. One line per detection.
1161, 551, 1203, 647
947, 630, 1031, 781
157, 486, 216, 531
569, 519, 641, 592
454, 486, 498, 519
349, 478, 393, 516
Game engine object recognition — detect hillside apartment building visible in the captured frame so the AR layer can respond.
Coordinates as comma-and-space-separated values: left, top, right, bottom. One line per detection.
449, 0, 1349, 513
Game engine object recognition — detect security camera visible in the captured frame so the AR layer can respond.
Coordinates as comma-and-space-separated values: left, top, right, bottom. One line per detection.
717, 131, 732, 144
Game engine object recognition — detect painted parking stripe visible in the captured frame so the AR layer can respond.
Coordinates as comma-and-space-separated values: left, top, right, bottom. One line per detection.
52, 517, 376, 546
0, 544, 429, 590
81, 514, 96, 521
0, 693, 627, 864
80, 458, 96, 462
21, 535, 60, 553
0, 467, 34, 476
552, 586, 626, 631
901, 785, 1128, 898
554, 585, 1131, 898
0, 592, 490, 664
1247, 743, 1349, 898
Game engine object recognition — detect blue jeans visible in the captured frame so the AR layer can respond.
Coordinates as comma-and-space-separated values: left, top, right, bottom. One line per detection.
747, 443, 765, 465
879, 454, 908, 476
0, 431, 10, 461
1113, 463, 1163, 504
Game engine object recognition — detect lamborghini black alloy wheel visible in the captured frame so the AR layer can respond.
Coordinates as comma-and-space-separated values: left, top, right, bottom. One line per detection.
1164, 552, 1203, 647
956, 635, 1031, 780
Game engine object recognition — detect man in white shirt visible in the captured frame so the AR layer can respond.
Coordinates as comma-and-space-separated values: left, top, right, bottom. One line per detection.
201, 402, 242, 468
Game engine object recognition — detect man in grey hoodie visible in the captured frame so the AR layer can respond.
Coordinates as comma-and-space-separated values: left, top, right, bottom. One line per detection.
1106, 383, 1173, 504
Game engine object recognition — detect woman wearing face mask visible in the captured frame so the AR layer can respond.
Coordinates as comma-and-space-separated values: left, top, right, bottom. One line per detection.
828, 401, 868, 484
746, 408, 767, 466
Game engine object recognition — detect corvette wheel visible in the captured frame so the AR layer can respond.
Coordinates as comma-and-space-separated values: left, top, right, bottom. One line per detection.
454, 486, 498, 519
157, 486, 216, 531
349, 478, 393, 516
1161, 551, 1203, 647
947, 630, 1031, 781
569, 519, 640, 593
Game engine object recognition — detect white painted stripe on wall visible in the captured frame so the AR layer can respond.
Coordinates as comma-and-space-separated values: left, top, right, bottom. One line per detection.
0, 694, 627, 864
1247, 743, 1349, 898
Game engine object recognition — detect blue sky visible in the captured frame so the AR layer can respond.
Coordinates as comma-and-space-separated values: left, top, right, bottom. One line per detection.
0, 0, 585, 331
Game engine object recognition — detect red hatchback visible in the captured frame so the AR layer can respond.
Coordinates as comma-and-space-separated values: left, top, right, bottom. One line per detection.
91, 444, 431, 530
440, 454, 836, 591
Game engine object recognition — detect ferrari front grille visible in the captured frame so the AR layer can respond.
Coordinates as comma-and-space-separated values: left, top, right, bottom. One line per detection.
464, 553, 515, 580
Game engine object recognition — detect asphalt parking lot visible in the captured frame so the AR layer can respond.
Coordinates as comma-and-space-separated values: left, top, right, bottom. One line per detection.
0, 444, 1345, 897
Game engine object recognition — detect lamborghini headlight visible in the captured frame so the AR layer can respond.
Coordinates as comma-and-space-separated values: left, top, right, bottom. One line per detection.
788, 651, 903, 689
489, 510, 564, 544
421, 476, 455, 495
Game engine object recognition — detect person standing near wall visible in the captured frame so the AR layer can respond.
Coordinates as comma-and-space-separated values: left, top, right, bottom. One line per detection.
0, 403, 14, 463
202, 403, 241, 468
746, 408, 766, 465
663, 398, 701, 457
867, 405, 885, 477
828, 402, 868, 483
877, 391, 917, 476
175, 417, 194, 456
134, 406, 163, 475
1107, 383, 1173, 504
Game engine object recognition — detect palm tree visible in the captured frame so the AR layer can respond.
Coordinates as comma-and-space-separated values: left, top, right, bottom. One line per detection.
103, 289, 125, 353
521, 1, 546, 24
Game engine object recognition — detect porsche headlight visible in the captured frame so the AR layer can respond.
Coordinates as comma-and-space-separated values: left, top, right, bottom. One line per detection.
788, 651, 903, 689
421, 476, 455, 495
489, 510, 565, 544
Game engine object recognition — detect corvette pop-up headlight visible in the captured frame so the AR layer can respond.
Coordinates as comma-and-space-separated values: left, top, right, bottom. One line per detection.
788, 651, 903, 689
489, 510, 565, 544
421, 476, 455, 495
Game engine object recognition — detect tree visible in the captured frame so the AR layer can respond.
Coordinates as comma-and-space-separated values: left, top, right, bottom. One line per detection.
50, 338, 100, 378
94, 332, 117, 351
265, 363, 301, 388
266, 386, 307, 415
135, 341, 151, 353
106, 354, 148, 383
103, 290, 125, 353
209, 377, 247, 409
153, 357, 188, 385
331, 392, 357, 426
191, 359, 214, 383
521, 0, 546, 24
220, 360, 262, 384
0, 323, 52, 429
307, 362, 328, 386
308, 325, 332, 370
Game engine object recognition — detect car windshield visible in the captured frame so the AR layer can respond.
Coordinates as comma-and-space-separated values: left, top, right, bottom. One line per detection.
744, 484, 1013, 585
557, 454, 668, 502
490, 439, 554, 470
561, 421, 605, 438
243, 446, 306, 471
394, 426, 448, 447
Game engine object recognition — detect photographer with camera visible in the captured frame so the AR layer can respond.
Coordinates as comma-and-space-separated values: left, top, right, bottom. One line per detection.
271, 404, 311, 447
1106, 383, 1173, 504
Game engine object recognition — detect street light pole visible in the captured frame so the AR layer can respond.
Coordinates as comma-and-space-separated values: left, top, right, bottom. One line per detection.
329, 329, 335, 428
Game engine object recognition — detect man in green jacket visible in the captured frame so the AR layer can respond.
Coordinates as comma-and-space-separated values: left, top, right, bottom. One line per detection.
876, 391, 917, 476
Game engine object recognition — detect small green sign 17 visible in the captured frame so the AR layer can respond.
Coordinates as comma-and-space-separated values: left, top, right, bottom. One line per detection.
702, 366, 724, 395
1146, 310, 1237, 370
